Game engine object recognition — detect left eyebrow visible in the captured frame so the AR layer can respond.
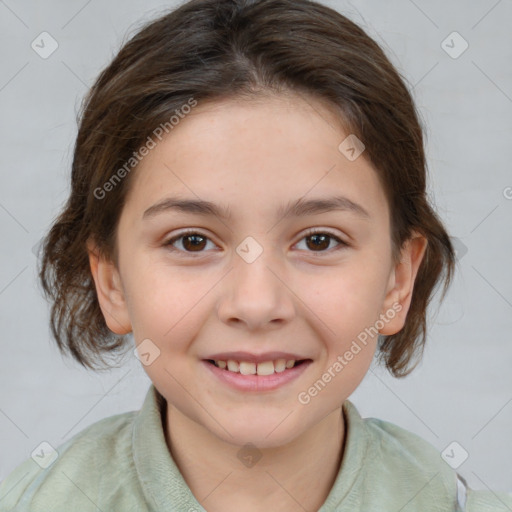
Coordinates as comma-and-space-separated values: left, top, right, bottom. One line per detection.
142, 195, 371, 221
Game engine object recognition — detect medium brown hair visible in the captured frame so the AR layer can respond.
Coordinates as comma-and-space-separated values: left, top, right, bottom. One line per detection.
38, 0, 455, 377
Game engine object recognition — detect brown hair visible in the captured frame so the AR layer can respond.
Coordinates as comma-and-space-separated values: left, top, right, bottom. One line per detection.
38, 0, 455, 377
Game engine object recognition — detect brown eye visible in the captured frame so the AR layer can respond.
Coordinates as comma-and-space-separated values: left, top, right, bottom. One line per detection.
306, 233, 330, 251
181, 234, 207, 251
165, 231, 214, 254
296, 230, 348, 253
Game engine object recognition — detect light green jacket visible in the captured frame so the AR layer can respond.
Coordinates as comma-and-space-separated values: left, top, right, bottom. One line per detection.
1, 384, 511, 511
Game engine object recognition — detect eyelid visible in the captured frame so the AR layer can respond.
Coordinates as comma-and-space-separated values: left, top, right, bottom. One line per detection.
300, 227, 347, 243
164, 227, 349, 256
164, 229, 217, 256
295, 228, 349, 251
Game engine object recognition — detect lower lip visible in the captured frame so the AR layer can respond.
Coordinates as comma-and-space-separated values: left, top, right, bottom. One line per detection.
202, 360, 312, 392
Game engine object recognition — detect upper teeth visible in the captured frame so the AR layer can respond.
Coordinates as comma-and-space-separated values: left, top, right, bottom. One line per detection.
215, 359, 297, 375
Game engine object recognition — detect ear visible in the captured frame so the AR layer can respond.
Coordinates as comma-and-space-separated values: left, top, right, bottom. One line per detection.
379, 233, 428, 335
86, 239, 132, 335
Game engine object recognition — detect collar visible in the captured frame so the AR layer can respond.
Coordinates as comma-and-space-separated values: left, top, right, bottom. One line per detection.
132, 384, 203, 510
132, 384, 369, 511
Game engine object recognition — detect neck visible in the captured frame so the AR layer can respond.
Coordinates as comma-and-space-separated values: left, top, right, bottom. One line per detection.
165, 404, 346, 512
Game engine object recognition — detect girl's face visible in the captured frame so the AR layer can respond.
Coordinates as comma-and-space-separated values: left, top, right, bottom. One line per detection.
89, 93, 426, 448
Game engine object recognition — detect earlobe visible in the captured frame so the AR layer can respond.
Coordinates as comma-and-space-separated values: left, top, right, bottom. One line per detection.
86, 240, 132, 335
379, 233, 428, 336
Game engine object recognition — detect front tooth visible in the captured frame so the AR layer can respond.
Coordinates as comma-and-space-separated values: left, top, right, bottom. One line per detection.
285, 359, 295, 369
239, 361, 256, 375
227, 360, 239, 372
274, 359, 286, 372
257, 361, 275, 376
216, 360, 227, 369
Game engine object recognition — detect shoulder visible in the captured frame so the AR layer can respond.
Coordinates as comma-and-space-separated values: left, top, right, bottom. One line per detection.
334, 400, 460, 511
0, 410, 145, 512
349, 404, 512, 511
360, 411, 454, 477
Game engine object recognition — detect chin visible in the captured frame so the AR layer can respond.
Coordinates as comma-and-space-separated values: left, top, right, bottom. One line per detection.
208, 414, 304, 450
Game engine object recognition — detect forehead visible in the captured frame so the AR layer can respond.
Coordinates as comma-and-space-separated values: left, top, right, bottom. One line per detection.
122, 94, 388, 224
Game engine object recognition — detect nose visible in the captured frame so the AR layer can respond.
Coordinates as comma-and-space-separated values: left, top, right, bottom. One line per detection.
216, 249, 296, 331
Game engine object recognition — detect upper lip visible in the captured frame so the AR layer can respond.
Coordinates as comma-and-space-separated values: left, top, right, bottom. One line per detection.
203, 351, 310, 364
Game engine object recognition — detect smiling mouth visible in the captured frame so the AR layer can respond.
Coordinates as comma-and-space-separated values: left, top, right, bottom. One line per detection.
205, 358, 310, 376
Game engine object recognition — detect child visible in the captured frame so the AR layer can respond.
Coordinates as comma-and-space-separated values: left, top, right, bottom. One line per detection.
1, 0, 510, 510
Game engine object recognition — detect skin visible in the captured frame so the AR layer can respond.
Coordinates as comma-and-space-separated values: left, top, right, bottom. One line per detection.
87, 92, 427, 512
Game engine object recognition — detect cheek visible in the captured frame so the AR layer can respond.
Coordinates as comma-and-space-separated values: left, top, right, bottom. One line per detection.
302, 259, 388, 333
124, 262, 213, 345
298, 269, 383, 402
129, 269, 213, 396
297, 257, 389, 385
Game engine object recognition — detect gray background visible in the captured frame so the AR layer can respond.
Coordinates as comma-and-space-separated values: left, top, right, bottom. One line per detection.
1, 0, 511, 495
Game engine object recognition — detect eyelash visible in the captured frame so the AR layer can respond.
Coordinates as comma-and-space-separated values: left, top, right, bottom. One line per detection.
163, 228, 349, 256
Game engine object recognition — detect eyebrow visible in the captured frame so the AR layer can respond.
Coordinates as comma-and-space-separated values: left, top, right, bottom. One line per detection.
142, 195, 370, 221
